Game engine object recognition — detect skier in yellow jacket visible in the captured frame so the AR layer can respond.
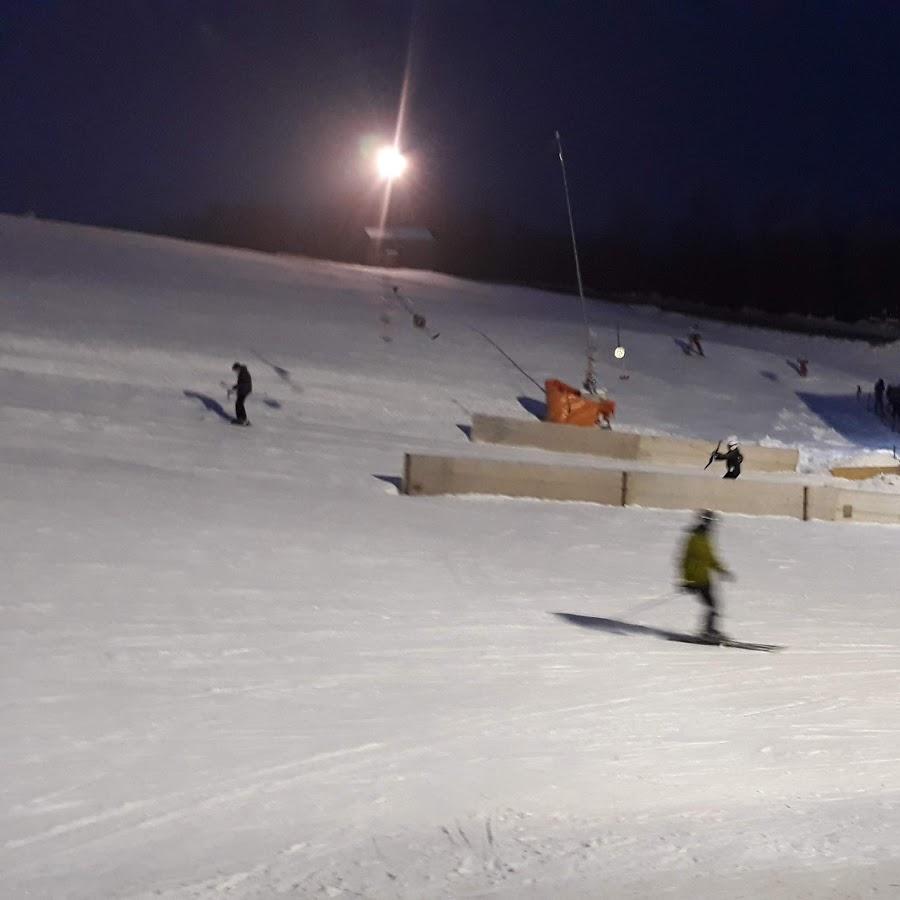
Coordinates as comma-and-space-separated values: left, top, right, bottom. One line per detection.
680, 509, 734, 640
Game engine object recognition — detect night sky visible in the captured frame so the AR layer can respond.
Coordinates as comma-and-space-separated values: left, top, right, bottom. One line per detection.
3, 1, 900, 237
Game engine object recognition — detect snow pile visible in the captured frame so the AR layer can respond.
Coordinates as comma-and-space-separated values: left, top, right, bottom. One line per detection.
830, 449, 899, 469
1, 215, 899, 898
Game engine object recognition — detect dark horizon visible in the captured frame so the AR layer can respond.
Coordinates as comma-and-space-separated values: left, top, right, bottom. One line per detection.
3, 2, 900, 319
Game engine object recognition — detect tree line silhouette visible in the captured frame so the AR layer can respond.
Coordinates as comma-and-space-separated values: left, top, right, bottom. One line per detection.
159, 201, 900, 325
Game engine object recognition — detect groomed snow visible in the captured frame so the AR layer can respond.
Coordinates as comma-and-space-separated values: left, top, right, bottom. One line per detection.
1, 214, 898, 898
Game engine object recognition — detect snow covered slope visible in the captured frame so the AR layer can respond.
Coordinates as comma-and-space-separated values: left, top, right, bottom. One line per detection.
1, 214, 899, 898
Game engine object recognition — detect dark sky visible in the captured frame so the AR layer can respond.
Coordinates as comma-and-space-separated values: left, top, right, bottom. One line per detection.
3, 1, 900, 236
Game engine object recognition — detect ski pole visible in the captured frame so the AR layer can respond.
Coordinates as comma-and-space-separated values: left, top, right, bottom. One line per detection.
703, 440, 721, 470
622, 591, 677, 619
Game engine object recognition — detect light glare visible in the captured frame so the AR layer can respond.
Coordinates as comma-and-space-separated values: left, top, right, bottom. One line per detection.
614, 346, 626, 359
376, 145, 407, 180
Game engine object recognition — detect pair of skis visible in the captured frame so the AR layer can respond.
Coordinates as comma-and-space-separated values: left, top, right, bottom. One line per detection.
668, 634, 782, 652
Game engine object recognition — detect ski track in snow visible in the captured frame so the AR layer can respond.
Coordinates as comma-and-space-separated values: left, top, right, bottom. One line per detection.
1, 215, 900, 898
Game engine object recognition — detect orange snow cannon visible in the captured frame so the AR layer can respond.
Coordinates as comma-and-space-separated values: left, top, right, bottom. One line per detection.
545, 379, 615, 427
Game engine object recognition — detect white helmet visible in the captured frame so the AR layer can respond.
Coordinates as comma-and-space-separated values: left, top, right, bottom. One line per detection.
726, 435, 739, 449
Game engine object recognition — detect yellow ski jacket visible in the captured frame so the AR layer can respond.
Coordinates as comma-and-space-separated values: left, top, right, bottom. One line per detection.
681, 530, 726, 587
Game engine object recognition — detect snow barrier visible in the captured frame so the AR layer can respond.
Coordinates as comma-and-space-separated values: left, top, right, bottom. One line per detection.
470, 415, 799, 472
402, 453, 900, 524
403, 454, 626, 505
807, 486, 900, 523
625, 471, 803, 518
829, 464, 900, 480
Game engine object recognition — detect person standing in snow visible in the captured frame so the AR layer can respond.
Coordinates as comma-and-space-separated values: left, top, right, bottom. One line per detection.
874, 378, 885, 417
688, 327, 704, 357
229, 362, 252, 425
680, 509, 734, 640
712, 436, 743, 479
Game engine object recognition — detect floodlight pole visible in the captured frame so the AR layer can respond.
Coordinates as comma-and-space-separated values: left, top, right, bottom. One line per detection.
555, 130, 594, 389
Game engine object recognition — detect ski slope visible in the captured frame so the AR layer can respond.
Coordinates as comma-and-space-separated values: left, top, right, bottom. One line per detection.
1, 214, 899, 898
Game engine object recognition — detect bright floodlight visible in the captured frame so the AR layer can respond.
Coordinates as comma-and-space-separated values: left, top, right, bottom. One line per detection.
614, 346, 626, 359
376, 145, 407, 180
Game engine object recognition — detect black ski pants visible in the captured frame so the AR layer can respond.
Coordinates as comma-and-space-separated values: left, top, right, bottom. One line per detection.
235, 390, 250, 423
686, 583, 719, 633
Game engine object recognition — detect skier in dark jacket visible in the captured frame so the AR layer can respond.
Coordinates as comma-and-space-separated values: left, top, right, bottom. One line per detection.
688, 327, 704, 357
229, 362, 252, 425
712, 436, 743, 479
680, 509, 734, 640
875, 378, 885, 417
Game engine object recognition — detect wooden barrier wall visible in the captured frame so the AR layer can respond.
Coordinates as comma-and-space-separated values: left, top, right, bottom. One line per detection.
471, 415, 799, 472
808, 486, 900, 524
403, 454, 625, 505
625, 471, 805, 518
471, 414, 641, 458
403, 453, 900, 525
829, 465, 900, 480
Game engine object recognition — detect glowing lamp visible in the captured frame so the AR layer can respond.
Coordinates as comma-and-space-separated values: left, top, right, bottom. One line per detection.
376, 145, 407, 180
614, 346, 626, 360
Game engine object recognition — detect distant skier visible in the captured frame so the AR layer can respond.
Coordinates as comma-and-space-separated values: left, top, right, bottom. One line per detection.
710, 436, 743, 479
688, 327, 704, 357
392, 285, 440, 340
229, 362, 252, 426
680, 509, 734, 640
888, 385, 900, 427
875, 378, 885, 417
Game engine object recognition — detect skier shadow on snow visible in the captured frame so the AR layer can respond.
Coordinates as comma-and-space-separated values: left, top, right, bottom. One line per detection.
553, 612, 703, 646
796, 391, 896, 444
673, 337, 693, 355
183, 390, 232, 422
760, 370, 779, 382
262, 397, 282, 409
518, 395, 547, 420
